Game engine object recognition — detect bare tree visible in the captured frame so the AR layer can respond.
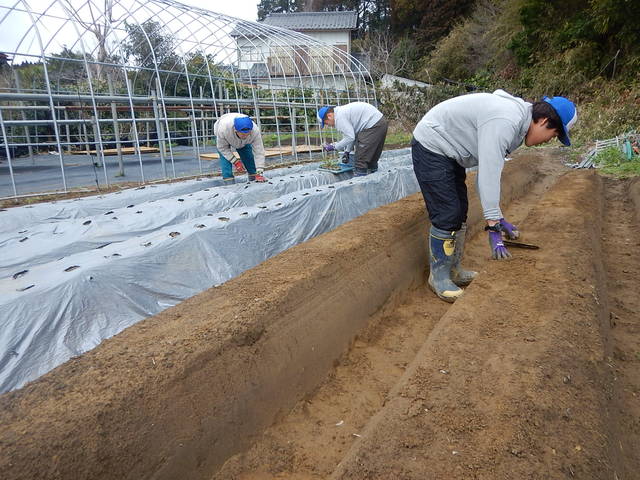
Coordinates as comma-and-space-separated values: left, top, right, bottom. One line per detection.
354, 30, 415, 78
61, 0, 114, 79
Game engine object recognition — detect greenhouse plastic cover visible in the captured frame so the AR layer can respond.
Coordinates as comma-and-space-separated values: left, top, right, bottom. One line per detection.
0, 149, 419, 393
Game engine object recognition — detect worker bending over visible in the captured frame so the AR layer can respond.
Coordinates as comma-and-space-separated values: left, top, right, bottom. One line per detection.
412, 89, 577, 302
214, 113, 267, 183
318, 102, 388, 176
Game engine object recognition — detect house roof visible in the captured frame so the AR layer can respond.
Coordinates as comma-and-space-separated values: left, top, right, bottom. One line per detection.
262, 11, 357, 31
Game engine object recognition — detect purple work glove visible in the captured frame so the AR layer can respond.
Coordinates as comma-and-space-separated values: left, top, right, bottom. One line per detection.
488, 230, 512, 260
323, 142, 336, 152
499, 217, 520, 239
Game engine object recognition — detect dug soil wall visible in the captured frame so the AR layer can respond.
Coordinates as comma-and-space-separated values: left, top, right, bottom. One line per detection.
332, 171, 613, 480
0, 159, 538, 480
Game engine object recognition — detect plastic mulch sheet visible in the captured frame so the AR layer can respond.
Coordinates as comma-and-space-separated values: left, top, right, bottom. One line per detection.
0, 149, 418, 393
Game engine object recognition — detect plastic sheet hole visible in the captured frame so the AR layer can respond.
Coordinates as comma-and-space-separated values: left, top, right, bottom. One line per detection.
13, 270, 28, 280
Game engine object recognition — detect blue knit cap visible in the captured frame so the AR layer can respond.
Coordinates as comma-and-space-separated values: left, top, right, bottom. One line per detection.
233, 116, 253, 133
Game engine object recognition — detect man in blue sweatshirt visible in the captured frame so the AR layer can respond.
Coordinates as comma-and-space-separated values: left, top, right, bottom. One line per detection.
318, 102, 388, 176
412, 89, 577, 302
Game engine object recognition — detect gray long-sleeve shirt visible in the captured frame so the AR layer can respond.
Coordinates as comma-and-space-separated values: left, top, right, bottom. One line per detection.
413, 89, 531, 220
333, 102, 384, 152
214, 113, 266, 169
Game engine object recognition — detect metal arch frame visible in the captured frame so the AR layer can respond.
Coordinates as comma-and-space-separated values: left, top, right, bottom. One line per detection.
62, 0, 148, 181
0, 0, 377, 200
235, 21, 321, 163
59, 0, 112, 186
18, 0, 69, 191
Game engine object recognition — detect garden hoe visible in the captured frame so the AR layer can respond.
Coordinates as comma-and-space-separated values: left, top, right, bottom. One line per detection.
503, 239, 540, 250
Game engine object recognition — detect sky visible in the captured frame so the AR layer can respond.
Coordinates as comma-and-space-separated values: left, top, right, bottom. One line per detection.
0, 0, 261, 59
180, 0, 260, 22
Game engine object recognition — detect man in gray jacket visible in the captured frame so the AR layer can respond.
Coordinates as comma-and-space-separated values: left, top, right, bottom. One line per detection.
412, 89, 577, 302
318, 102, 388, 176
214, 113, 267, 183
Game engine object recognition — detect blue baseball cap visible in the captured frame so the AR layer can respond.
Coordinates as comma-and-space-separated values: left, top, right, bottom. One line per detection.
233, 116, 253, 133
543, 96, 577, 146
317, 106, 334, 128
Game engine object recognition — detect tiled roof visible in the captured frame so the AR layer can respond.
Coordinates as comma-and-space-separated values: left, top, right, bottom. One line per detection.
262, 11, 357, 31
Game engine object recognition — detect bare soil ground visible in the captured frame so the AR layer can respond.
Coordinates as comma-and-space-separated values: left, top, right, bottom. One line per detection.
213, 158, 640, 479
1, 150, 638, 480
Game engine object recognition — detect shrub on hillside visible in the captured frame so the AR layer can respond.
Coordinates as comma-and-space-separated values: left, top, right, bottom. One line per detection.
378, 83, 467, 131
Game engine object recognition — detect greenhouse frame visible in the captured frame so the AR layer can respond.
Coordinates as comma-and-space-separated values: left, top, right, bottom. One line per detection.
0, 0, 376, 199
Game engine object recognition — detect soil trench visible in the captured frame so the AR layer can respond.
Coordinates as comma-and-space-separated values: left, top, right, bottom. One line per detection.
331, 170, 613, 480
602, 177, 640, 479
213, 161, 640, 479
328, 169, 640, 480
212, 152, 568, 480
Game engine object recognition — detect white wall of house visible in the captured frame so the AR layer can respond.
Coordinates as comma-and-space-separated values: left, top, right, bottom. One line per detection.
237, 37, 271, 70
236, 30, 352, 75
250, 75, 372, 98
304, 31, 350, 51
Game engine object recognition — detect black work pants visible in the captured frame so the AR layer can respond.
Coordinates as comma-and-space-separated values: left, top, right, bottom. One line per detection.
411, 138, 468, 232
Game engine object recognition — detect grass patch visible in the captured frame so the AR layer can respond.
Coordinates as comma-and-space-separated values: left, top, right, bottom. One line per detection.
262, 132, 293, 147
261, 130, 412, 149
595, 147, 640, 178
385, 131, 412, 147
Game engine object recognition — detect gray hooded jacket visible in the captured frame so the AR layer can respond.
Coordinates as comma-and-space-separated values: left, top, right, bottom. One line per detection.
413, 89, 532, 220
333, 102, 383, 152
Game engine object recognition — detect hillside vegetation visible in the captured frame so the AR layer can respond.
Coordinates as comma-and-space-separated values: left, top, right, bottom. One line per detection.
414, 0, 639, 145
291, 0, 640, 146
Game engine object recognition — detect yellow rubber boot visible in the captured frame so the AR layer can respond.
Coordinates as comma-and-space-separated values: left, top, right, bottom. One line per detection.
450, 223, 477, 287
428, 226, 464, 303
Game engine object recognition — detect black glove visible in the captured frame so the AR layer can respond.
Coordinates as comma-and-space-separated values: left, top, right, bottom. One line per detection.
341, 152, 351, 164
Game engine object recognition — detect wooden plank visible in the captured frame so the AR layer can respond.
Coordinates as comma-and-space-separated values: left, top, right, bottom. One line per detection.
200, 151, 240, 160
200, 144, 321, 161
295, 144, 323, 153
70, 146, 160, 156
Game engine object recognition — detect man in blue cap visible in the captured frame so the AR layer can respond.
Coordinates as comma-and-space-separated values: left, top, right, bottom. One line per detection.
318, 102, 388, 176
412, 89, 577, 302
213, 113, 267, 183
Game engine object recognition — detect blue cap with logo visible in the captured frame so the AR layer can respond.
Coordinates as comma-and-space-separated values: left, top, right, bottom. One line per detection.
543, 96, 577, 146
233, 115, 253, 133
317, 106, 334, 128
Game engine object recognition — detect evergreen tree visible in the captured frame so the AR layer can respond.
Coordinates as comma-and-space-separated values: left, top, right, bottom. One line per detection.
123, 20, 179, 71
391, 0, 474, 48
257, 0, 303, 20
258, 0, 390, 37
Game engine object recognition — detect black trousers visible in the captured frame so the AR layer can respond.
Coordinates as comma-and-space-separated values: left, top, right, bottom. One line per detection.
411, 138, 468, 231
